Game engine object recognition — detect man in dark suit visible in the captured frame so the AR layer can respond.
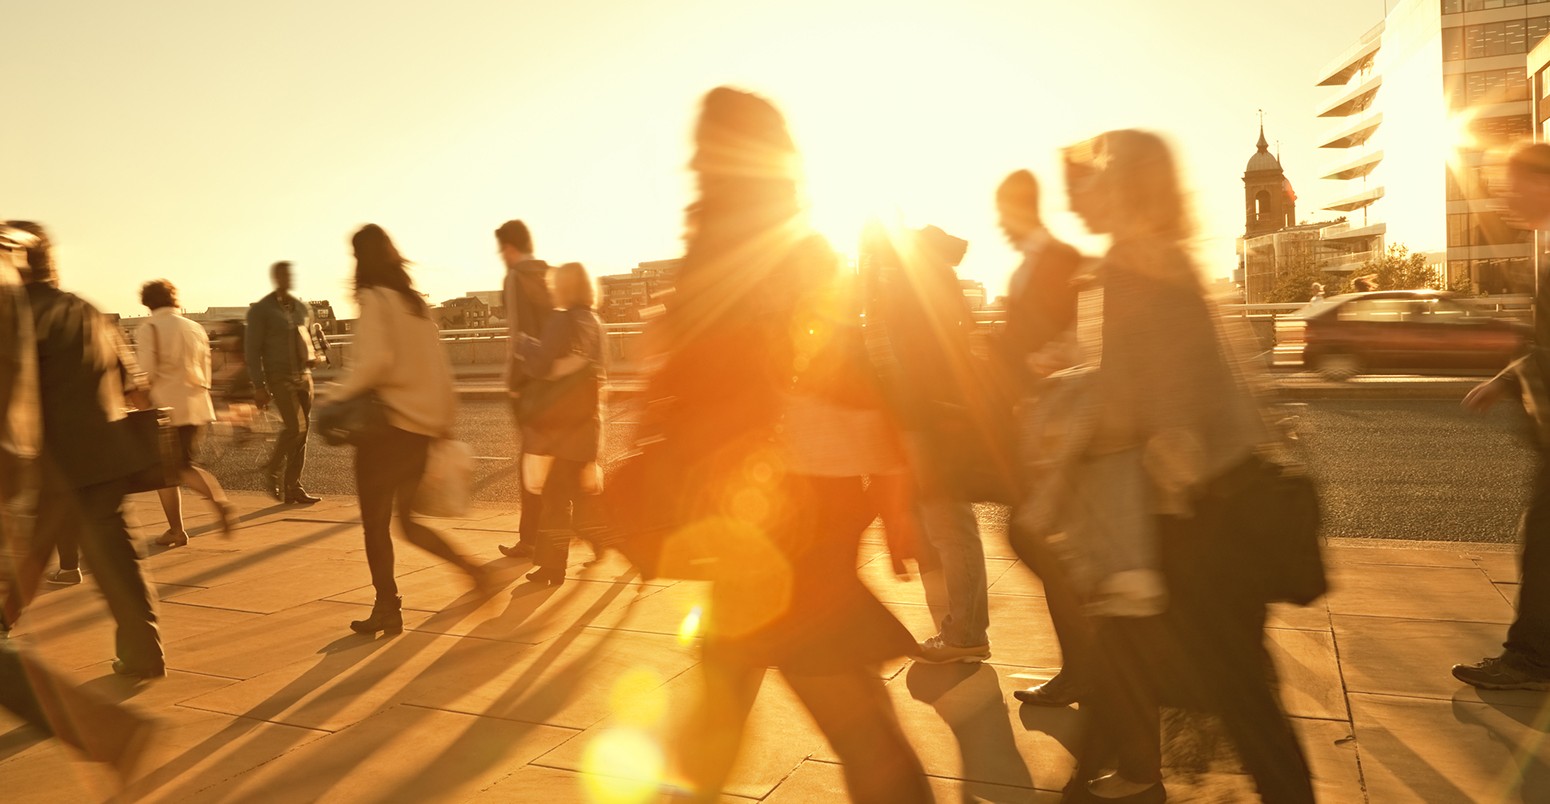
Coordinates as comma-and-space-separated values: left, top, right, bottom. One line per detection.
992, 171, 1094, 708
246, 260, 320, 504
494, 220, 552, 559
4, 220, 164, 678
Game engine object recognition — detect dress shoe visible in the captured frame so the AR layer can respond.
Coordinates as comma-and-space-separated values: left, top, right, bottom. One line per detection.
499, 543, 535, 559
215, 500, 238, 537
350, 595, 404, 635
284, 488, 321, 505
526, 566, 564, 587
112, 658, 167, 680
1014, 670, 1085, 707
154, 530, 189, 548
1088, 773, 1165, 803
46, 568, 83, 585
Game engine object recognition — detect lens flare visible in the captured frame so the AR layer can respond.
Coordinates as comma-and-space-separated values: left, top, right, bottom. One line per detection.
580, 727, 664, 804
609, 667, 668, 728
678, 605, 703, 645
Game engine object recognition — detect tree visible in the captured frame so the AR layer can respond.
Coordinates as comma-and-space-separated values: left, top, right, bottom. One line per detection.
1352, 244, 1443, 293
1267, 255, 1327, 304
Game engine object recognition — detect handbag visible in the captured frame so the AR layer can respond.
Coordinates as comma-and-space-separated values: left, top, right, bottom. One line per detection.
1231, 457, 1327, 606
413, 438, 475, 517
121, 408, 180, 493
315, 392, 389, 446
517, 361, 598, 430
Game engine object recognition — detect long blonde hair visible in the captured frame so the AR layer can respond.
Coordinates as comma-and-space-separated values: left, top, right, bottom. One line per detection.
1085, 129, 1194, 243
549, 262, 595, 309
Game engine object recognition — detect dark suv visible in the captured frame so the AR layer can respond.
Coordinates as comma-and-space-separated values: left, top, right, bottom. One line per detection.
1273, 290, 1529, 379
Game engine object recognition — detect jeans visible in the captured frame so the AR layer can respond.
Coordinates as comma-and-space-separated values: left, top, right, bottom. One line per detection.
264, 373, 313, 492
5, 464, 161, 670
920, 498, 989, 647
355, 426, 469, 601
1507, 455, 1550, 671
535, 457, 605, 570
508, 396, 543, 548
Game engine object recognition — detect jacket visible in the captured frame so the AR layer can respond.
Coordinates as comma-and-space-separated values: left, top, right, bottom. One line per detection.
518, 306, 603, 461
333, 287, 457, 438
504, 258, 552, 393
244, 290, 313, 387
28, 283, 152, 489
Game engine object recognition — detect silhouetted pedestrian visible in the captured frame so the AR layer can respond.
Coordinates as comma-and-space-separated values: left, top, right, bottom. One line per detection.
135, 279, 237, 547
327, 224, 489, 636
246, 260, 320, 504
494, 220, 552, 560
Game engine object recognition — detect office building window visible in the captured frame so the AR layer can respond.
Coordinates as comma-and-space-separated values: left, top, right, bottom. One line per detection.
1471, 114, 1534, 145
1446, 17, 1550, 61
1446, 68, 1532, 108
1447, 211, 1534, 247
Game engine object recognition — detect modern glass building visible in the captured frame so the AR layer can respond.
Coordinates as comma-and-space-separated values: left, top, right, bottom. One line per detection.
1312, 0, 1546, 295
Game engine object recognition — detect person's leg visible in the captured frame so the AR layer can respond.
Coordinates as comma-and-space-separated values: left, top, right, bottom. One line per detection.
355, 435, 400, 603
284, 375, 314, 494
673, 653, 765, 801
390, 430, 482, 580
3, 465, 72, 625
155, 487, 185, 537
784, 668, 934, 804
1077, 617, 1163, 789
918, 498, 988, 650
1008, 516, 1094, 702
533, 458, 584, 579
1506, 456, 1550, 671
72, 479, 161, 673
263, 377, 301, 492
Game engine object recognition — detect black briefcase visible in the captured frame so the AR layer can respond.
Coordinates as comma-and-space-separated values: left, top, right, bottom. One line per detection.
120, 408, 180, 493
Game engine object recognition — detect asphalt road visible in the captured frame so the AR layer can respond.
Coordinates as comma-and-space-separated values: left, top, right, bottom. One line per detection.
199, 397, 1537, 545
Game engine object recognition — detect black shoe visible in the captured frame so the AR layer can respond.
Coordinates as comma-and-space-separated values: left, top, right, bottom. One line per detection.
262, 468, 283, 501
1014, 671, 1084, 707
1452, 654, 1550, 691
350, 595, 404, 635
112, 658, 167, 680
499, 543, 535, 559
526, 566, 564, 587
284, 488, 321, 505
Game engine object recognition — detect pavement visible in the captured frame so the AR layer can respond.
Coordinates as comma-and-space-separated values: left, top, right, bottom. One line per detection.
0, 492, 1545, 803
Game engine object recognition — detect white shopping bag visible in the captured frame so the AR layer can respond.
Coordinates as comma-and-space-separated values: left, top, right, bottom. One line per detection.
414, 439, 475, 517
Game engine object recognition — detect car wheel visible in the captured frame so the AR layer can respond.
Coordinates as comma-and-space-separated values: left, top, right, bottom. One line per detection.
1316, 352, 1362, 381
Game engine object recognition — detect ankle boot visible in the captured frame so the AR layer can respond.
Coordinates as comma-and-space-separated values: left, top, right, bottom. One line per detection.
350, 595, 404, 635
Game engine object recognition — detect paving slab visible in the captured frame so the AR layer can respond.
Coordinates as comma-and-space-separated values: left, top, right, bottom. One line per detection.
24, 600, 256, 674
1325, 544, 1480, 569
765, 759, 1062, 803
402, 578, 664, 645
161, 558, 376, 615
396, 628, 698, 731
1266, 601, 1332, 632
1332, 614, 1547, 709
472, 764, 757, 803
1350, 692, 1550, 803
1475, 551, 1523, 584
1267, 627, 1347, 721
1325, 563, 1516, 624
162, 599, 383, 680
188, 705, 575, 803
538, 665, 829, 801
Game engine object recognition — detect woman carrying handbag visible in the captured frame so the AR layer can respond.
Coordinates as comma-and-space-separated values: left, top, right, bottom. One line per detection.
513, 262, 606, 587
324, 224, 490, 636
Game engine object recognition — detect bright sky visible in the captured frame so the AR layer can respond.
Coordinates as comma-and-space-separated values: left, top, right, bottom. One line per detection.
8, 0, 1382, 317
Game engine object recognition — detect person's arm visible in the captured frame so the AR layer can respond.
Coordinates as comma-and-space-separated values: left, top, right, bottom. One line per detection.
133, 321, 155, 391
245, 302, 268, 402
518, 310, 576, 379
330, 291, 391, 400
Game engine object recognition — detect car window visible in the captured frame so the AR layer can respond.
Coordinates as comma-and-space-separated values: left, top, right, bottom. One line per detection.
1412, 298, 1480, 323
1334, 298, 1419, 323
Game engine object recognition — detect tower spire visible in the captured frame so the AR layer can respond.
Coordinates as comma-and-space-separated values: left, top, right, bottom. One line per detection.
1257, 109, 1269, 152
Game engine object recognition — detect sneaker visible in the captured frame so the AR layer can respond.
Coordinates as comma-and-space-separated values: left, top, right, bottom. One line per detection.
1452, 655, 1550, 691
46, 568, 83, 585
917, 634, 991, 664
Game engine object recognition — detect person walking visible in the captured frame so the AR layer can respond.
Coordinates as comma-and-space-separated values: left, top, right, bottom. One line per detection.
861, 222, 992, 665
993, 169, 1094, 708
494, 220, 552, 559
656, 87, 932, 804
134, 279, 237, 547
512, 262, 606, 586
245, 260, 320, 504
326, 224, 489, 636
2, 221, 164, 679
1454, 142, 1550, 692
1053, 132, 1313, 803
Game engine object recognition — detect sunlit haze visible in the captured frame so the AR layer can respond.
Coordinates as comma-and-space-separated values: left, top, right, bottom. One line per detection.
10, 0, 1377, 316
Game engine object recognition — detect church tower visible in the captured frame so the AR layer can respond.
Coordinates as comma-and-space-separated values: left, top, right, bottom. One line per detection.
1244, 124, 1295, 236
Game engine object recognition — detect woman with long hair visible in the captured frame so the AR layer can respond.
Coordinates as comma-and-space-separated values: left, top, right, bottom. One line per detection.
1056, 131, 1313, 803
514, 261, 606, 586
329, 224, 489, 635
134, 278, 236, 547
648, 87, 931, 803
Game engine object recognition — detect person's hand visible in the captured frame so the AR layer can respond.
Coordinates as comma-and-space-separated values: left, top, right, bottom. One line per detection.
126, 388, 151, 410
1463, 376, 1512, 414
254, 386, 271, 409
